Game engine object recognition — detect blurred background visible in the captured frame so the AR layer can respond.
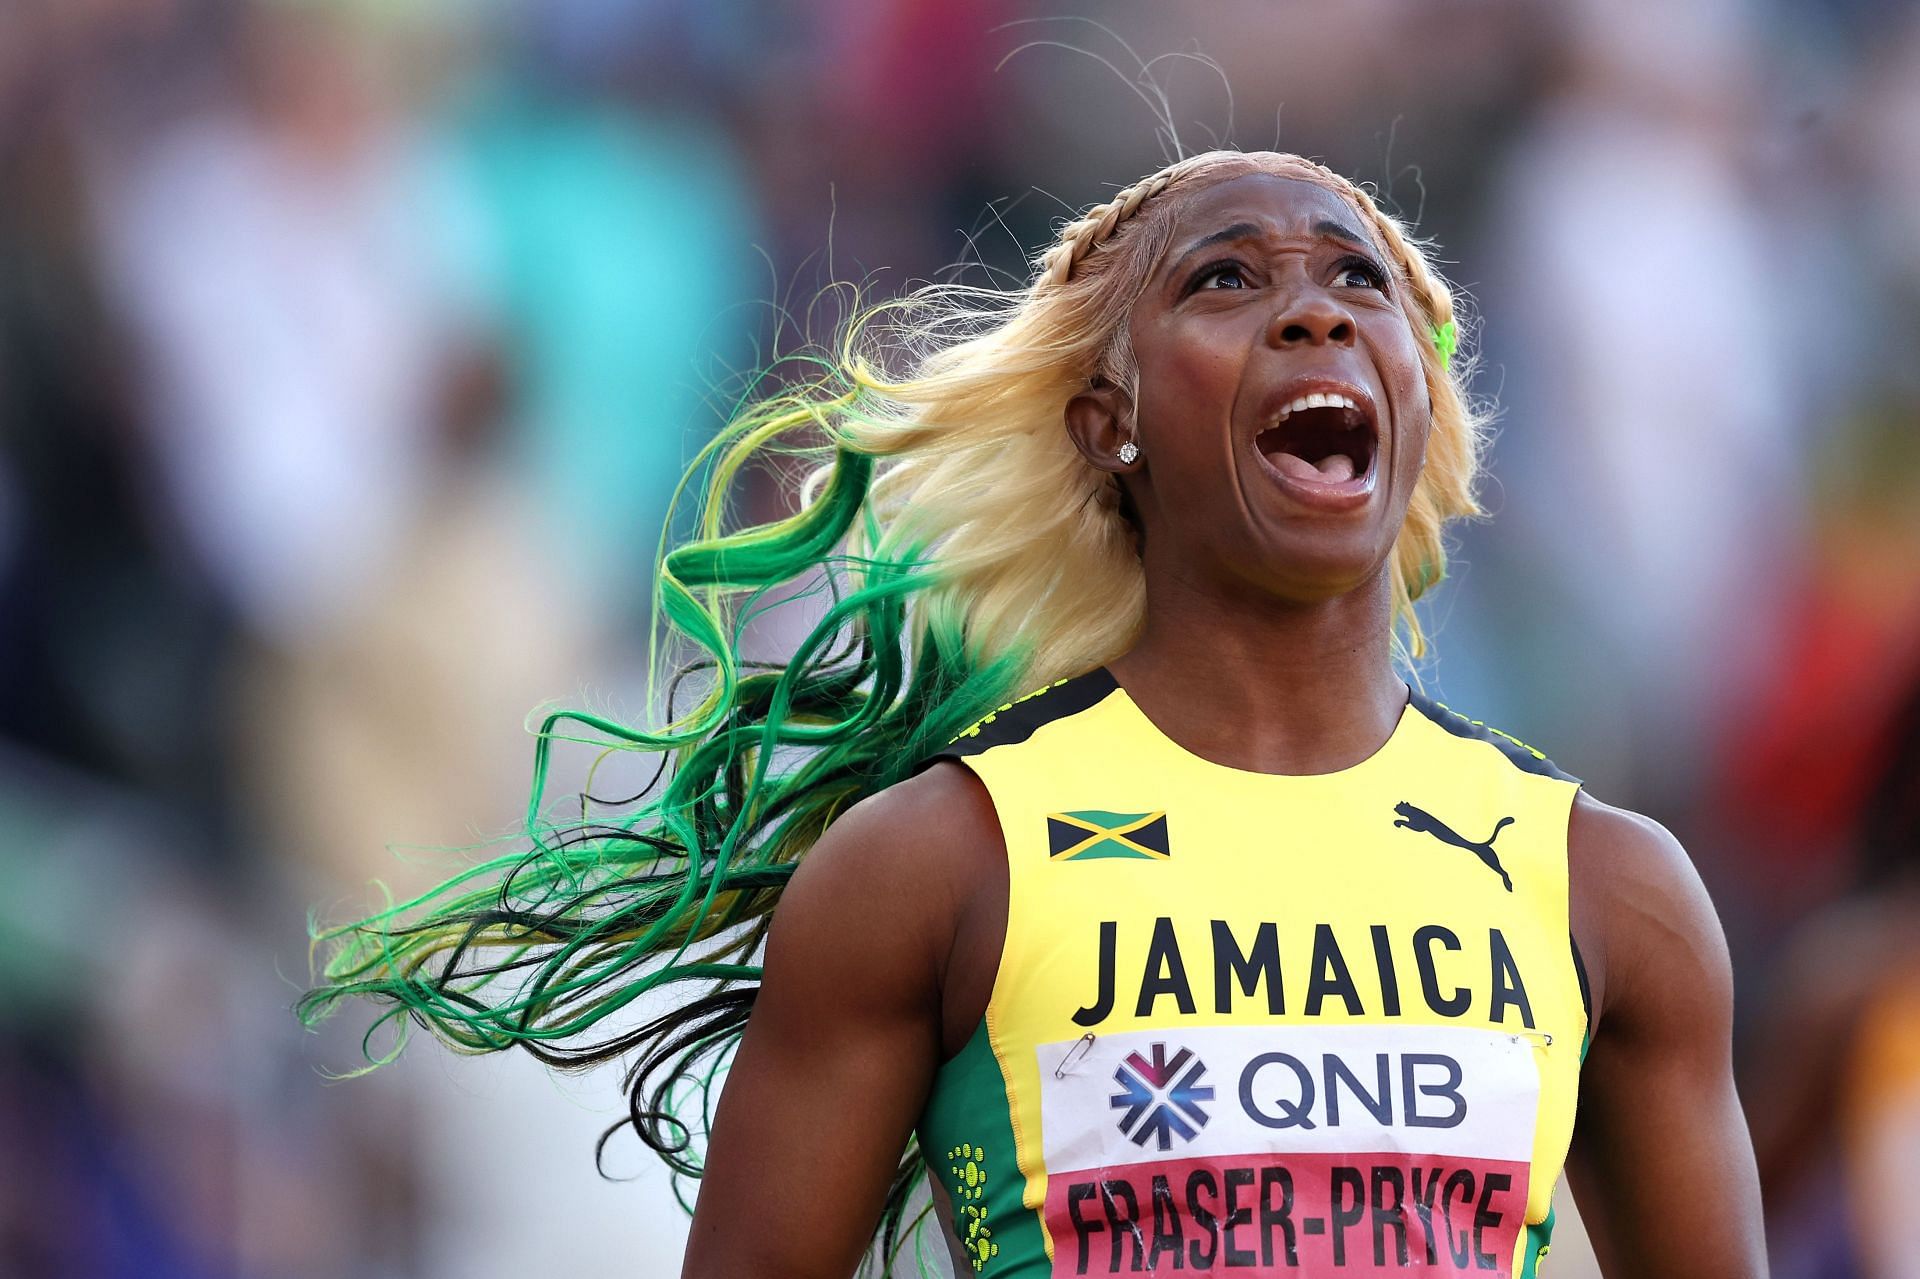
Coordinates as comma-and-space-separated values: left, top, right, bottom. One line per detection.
3, 0, 1918, 1274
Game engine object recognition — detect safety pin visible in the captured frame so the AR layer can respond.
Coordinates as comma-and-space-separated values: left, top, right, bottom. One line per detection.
1054, 1033, 1096, 1079
1509, 1030, 1554, 1047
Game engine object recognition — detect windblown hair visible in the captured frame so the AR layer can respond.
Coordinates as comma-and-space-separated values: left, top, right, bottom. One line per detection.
299, 149, 1486, 1268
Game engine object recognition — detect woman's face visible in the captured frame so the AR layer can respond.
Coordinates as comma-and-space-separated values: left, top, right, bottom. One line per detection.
1073, 171, 1433, 605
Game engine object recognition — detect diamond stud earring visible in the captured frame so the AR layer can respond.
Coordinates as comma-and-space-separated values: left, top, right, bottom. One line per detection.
1118, 440, 1140, 465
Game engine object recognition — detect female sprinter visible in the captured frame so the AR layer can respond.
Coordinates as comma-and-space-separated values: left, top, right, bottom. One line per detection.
303, 150, 1767, 1277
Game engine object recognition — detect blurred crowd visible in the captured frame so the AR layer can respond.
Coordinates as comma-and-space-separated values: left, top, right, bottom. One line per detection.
2, 0, 1918, 1275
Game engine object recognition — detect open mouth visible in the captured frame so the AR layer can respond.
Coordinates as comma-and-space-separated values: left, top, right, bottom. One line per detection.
1255, 392, 1377, 486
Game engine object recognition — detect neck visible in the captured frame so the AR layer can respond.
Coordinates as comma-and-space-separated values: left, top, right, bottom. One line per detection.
1107, 563, 1408, 775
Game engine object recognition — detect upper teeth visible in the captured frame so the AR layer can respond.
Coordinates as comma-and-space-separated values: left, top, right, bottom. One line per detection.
1277, 392, 1359, 420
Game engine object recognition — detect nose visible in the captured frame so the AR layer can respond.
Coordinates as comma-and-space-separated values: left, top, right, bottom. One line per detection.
1266, 287, 1356, 349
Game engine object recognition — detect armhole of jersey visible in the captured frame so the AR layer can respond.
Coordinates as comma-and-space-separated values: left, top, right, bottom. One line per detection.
1570, 933, 1593, 1055
1567, 780, 1594, 1061
1410, 687, 1591, 1053
912, 674, 1132, 1272
909, 669, 1123, 1075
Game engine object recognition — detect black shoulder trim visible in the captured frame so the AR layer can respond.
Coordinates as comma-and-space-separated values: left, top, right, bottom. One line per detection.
1570, 932, 1593, 1028
928, 667, 1121, 765
1407, 688, 1580, 783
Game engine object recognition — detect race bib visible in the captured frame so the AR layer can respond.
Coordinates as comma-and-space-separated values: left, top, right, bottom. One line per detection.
1035, 1024, 1540, 1275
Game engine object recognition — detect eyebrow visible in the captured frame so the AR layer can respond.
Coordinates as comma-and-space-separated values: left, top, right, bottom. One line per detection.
1312, 218, 1376, 251
1166, 217, 1380, 281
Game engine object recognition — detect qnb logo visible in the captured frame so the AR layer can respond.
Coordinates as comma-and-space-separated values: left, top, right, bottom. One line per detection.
1110, 1043, 1214, 1150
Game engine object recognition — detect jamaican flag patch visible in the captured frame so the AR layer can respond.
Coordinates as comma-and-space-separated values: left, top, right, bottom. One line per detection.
1047, 811, 1171, 861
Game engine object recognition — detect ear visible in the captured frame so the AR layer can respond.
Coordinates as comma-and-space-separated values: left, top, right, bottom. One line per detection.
1065, 377, 1141, 474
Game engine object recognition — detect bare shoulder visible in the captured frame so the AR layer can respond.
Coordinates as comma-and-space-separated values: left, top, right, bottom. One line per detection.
688, 765, 1012, 1277
1559, 802, 1764, 1274
767, 761, 1008, 1047
1568, 791, 1707, 902
1567, 791, 1733, 1039
783, 760, 1004, 916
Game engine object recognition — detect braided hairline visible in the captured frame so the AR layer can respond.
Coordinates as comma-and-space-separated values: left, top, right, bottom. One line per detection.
1034, 151, 1456, 333
1034, 153, 1216, 289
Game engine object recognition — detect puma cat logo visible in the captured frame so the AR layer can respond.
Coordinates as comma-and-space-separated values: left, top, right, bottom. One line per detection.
1393, 801, 1515, 892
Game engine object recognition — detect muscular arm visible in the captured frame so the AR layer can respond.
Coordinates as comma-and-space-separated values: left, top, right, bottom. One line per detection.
679, 764, 1003, 1279
1565, 793, 1767, 1278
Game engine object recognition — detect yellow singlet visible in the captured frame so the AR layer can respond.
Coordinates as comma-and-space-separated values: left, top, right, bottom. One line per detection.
917, 668, 1589, 1277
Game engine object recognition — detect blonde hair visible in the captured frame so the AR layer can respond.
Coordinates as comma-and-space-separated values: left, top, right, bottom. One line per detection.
836, 148, 1484, 680
302, 153, 1487, 1255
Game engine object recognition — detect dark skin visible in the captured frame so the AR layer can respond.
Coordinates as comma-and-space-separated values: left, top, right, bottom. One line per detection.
681, 173, 1767, 1278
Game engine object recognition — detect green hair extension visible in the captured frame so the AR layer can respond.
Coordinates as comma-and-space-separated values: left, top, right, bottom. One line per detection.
298, 351, 1031, 1273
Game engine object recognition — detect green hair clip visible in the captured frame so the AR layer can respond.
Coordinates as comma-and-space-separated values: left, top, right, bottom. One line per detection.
1412, 556, 1447, 598
1431, 320, 1458, 370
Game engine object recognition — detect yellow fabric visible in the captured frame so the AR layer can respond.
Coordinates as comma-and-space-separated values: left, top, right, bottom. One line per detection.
956, 677, 1586, 1276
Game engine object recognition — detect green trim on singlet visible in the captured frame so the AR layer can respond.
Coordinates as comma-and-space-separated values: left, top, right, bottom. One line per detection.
1521, 1202, 1557, 1278
917, 1019, 1048, 1275
1521, 1024, 1593, 1276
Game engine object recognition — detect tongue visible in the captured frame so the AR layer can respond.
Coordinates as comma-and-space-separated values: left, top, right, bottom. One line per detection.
1273, 451, 1356, 483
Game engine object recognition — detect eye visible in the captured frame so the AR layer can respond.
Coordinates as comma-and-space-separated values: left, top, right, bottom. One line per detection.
1334, 255, 1389, 291
1191, 259, 1251, 291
